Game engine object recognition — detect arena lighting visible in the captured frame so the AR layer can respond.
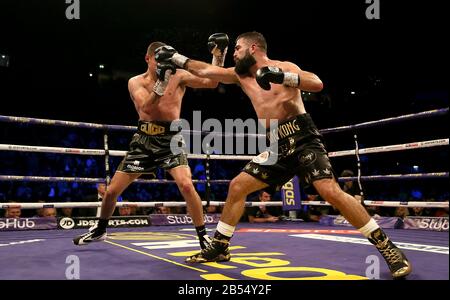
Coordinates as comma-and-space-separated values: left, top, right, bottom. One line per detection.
0, 53, 10, 67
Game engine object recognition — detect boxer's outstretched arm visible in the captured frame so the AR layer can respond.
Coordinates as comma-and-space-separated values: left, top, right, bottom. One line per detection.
155, 45, 238, 84
256, 61, 323, 92
179, 69, 219, 89
185, 60, 239, 84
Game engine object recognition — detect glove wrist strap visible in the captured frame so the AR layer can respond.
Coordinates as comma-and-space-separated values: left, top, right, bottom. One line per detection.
211, 48, 227, 67
153, 79, 168, 96
212, 55, 225, 67
172, 53, 189, 68
283, 72, 300, 88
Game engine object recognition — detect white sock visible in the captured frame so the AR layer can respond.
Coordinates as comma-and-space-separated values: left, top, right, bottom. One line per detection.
217, 221, 235, 238
359, 218, 380, 238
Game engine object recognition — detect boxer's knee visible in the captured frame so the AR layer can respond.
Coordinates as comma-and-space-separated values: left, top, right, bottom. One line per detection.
228, 177, 250, 199
316, 180, 344, 205
177, 177, 196, 196
104, 188, 120, 202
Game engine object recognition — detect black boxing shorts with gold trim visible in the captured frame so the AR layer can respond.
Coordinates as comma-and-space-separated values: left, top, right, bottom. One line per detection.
243, 113, 336, 190
117, 120, 188, 174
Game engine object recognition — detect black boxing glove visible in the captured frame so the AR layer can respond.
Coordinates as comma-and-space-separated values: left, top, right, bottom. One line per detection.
153, 62, 176, 96
155, 45, 189, 68
208, 33, 229, 67
255, 66, 300, 90
156, 62, 176, 81
208, 33, 229, 53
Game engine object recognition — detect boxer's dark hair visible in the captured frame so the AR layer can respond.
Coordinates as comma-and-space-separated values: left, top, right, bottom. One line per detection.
147, 41, 166, 56
236, 31, 267, 53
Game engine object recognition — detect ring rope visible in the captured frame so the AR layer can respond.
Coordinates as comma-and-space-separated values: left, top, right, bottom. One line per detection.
1, 138, 447, 160
0, 175, 232, 184
0, 173, 447, 184
0, 201, 284, 209
1, 108, 447, 136
301, 200, 449, 208
1, 200, 447, 209
320, 108, 448, 134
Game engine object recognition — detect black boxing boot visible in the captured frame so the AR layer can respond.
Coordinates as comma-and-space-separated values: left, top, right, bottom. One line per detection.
73, 219, 107, 246
186, 231, 231, 263
368, 228, 412, 279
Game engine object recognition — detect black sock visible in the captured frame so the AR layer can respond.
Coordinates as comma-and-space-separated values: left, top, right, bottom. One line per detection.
97, 218, 109, 231
195, 225, 207, 239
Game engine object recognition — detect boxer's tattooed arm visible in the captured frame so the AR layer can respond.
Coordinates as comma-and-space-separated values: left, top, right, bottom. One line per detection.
278, 62, 323, 93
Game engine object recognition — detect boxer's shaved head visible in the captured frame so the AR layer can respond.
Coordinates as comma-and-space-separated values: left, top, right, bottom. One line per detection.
147, 41, 166, 57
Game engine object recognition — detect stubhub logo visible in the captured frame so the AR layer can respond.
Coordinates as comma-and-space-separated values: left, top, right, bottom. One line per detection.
0, 218, 36, 229
167, 215, 215, 225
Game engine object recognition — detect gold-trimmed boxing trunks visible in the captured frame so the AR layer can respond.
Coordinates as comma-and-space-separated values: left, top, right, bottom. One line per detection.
117, 120, 188, 174
243, 113, 336, 190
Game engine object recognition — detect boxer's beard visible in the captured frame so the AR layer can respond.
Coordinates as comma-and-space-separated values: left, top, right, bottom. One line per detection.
234, 50, 256, 75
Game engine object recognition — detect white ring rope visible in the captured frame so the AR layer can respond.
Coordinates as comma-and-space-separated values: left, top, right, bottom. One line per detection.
327, 139, 448, 157
1, 108, 447, 134
1, 200, 447, 209
0, 201, 283, 209
0, 175, 231, 184
1, 138, 448, 160
301, 200, 448, 208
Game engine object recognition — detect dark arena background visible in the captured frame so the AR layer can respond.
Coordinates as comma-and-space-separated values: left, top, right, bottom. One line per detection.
0, 0, 448, 296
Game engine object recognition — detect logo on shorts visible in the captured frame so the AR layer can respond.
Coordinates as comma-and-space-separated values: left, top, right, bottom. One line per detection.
126, 164, 144, 172
140, 123, 166, 135
252, 151, 269, 164
299, 151, 316, 165
323, 168, 331, 175
133, 160, 140, 166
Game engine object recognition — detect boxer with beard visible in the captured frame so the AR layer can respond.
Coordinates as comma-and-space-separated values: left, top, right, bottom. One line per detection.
154, 32, 411, 279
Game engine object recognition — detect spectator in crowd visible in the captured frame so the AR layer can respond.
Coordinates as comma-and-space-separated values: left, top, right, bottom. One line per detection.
42, 207, 57, 217
394, 207, 409, 219
297, 194, 328, 222
434, 207, 449, 217
118, 206, 132, 216
155, 206, 172, 214
58, 207, 74, 218
409, 207, 426, 217
243, 191, 281, 223
205, 205, 221, 214
34, 200, 46, 217
4, 205, 21, 218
